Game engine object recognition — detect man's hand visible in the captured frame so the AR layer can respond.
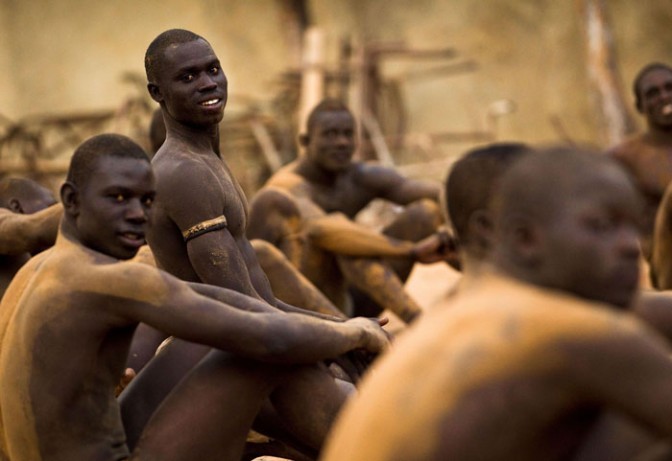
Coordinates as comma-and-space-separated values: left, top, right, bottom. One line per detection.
411, 229, 461, 270
346, 316, 392, 355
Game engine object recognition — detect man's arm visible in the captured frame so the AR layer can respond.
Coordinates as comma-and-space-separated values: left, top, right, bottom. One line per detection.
104, 262, 389, 363
0, 203, 62, 255
357, 163, 440, 205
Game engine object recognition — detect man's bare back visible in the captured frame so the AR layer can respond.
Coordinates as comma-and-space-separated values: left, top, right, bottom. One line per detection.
322, 274, 672, 461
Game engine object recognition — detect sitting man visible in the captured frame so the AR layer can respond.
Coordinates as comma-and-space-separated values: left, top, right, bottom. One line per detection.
0, 133, 388, 461
120, 29, 384, 457
608, 62, 672, 267
249, 98, 449, 323
0, 176, 60, 296
322, 147, 672, 461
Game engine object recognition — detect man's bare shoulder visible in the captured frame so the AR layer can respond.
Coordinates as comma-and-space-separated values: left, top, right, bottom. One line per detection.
265, 163, 311, 194
608, 133, 649, 160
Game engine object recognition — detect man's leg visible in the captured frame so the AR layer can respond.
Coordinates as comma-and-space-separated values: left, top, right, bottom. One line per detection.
252, 239, 345, 318
129, 350, 284, 461
346, 198, 442, 321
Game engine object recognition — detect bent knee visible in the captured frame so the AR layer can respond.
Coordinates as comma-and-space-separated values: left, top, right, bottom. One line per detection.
250, 187, 302, 219
251, 239, 288, 267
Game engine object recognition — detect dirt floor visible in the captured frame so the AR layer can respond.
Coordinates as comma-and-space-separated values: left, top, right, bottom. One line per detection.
382, 261, 461, 333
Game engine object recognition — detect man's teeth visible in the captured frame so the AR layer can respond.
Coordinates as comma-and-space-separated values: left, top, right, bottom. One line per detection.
123, 233, 142, 241
201, 99, 219, 106
663, 105, 672, 115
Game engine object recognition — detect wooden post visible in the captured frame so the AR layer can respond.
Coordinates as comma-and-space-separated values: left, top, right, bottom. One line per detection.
577, 0, 636, 146
298, 27, 325, 139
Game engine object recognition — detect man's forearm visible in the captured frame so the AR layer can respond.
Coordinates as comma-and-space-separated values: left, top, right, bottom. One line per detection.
307, 214, 414, 258
188, 282, 278, 314
0, 203, 62, 255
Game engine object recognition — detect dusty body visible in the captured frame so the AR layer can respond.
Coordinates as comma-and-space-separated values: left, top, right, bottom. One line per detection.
249, 102, 444, 321
0, 134, 388, 461
120, 31, 384, 457
322, 273, 672, 461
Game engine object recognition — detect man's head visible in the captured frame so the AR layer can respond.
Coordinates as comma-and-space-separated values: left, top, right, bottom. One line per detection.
299, 99, 356, 172
145, 29, 227, 128
633, 62, 672, 129
445, 142, 532, 262
61, 134, 155, 260
491, 147, 643, 308
0, 177, 56, 214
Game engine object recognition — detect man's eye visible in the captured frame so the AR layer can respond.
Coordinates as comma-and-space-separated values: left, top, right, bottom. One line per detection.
182, 74, 194, 82
115, 194, 126, 203
143, 196, 154, 207
210, 66, 219, 74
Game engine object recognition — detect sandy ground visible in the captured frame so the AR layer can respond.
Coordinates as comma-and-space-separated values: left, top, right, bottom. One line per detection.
381, 261, 461, 334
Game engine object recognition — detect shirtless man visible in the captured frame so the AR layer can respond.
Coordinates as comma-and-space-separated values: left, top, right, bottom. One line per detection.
322, 148, 672, 461
0, 133, 387, 461
0, 176, 60, 296
248, 99, 447, 322
120, 29, 378, 454
608, 62, 672, 265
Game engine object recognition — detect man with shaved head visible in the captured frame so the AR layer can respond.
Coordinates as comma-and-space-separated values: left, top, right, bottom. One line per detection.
608, 62, 672, 268
323, 147, 672, 461
0, 176, 60, 296
118, 29, 389, 459
0, 133, 388, 461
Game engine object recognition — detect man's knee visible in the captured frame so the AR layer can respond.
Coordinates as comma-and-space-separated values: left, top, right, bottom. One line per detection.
385, 198, 442, 240
252, 239, 287, 269
248, 188, 303, 241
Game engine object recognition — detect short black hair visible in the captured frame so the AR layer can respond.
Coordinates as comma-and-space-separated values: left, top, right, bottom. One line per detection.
0, 176, 52, 209
305, 98, 352, 135
145, 29, 206, 83
67, 134, 149, 190
445, 142, 532, 243
492, 146, 626, 229
633, 62, 672, 109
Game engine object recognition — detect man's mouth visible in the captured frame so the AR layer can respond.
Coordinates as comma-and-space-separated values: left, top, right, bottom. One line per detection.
200, 98, 221, 107
662, 104, 672, 116
119, 231, 145, 247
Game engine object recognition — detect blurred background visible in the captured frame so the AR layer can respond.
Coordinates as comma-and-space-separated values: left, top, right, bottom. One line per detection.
1, 0, 671, 195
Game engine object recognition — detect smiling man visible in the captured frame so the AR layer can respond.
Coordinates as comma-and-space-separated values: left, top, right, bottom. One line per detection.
116, 29, 389, 458
608, 62, 672, 266
248, 99, 449, 323
0, 133, 388, 461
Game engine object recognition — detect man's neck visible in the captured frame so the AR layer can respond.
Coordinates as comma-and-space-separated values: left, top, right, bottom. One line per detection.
164, 117, 220, 156
646, 123, 672, 144
295, 158, 343, 186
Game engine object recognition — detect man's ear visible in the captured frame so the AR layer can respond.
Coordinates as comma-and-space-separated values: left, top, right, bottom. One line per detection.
148, 83, 162, 104
468, 209, 494, 256
505, 214, 543, 266
8, 198, 23, 214
60, 182, 79, 217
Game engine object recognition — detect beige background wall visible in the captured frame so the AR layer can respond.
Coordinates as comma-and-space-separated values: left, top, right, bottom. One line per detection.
1, 1, 672, 164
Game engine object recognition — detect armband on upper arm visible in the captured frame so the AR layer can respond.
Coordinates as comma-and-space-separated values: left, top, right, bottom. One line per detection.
182, 216, 228, 243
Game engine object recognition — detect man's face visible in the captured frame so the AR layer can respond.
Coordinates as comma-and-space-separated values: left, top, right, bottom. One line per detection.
153, 39, 227, 127
75, 157, 155, 260
537, 166, 642, 308
305, 110, 356, 172
637, 68, 672, 128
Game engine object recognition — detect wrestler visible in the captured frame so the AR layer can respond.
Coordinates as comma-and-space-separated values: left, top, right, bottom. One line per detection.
0, 133, 388, 461
248, 98, 450, 322
608, 62, 672, 267
120, 29, 379, 456
0, 176, 61, 296
322, 148, 672, 461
